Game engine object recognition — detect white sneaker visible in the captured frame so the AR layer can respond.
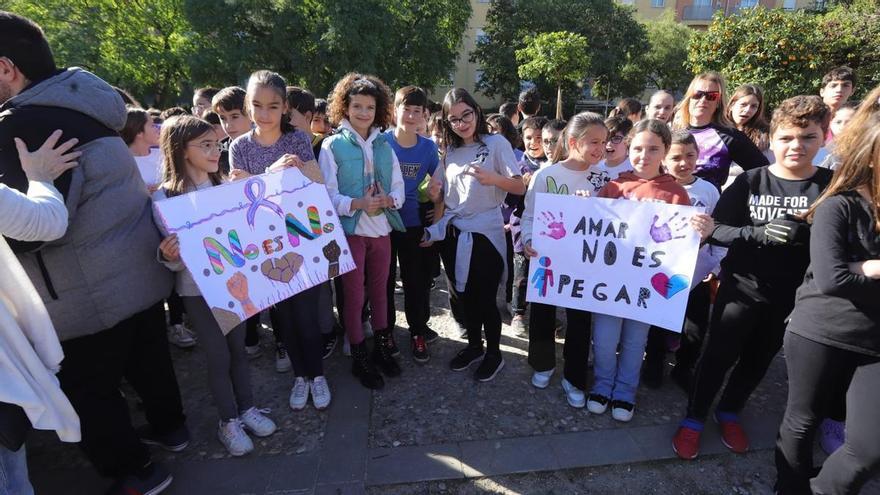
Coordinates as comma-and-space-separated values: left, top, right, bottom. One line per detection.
167, 324, 196, 349
363, 320, 373, 338
511, 315, 528, 338
245, 344, 262, 359
289, 377, 309, 410
611, 400, 635, 422
342, 334, 351, 357
217, 419, 253, 456
531, 369, 554, 389
587, 394, 609, 414
310, 376, 331, 410
561, 378, 586, 408
240, 407, 277, 437
275, 343, 292, 373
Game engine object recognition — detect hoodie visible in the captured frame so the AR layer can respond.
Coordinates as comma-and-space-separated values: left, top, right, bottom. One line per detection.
0, 68, 172, 341
597, 172, 690, 206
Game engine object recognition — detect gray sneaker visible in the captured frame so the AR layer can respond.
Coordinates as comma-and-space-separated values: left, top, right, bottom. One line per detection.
511, 315, 528, 338
218, 419, 253, 456
167, 324, 196, 349
240, 407, 277, 437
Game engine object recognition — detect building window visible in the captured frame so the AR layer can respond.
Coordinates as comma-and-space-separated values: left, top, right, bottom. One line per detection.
476, 29, 488, 46
619, 0, 634, 4
739, 0, 757, 7
652, 0, 665, 7
783, 0, 796, 9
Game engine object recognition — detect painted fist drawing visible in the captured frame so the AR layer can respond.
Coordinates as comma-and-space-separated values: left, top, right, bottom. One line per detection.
323, 239, 342, 278
226, 272, 258, 318
539, 211, 567, 240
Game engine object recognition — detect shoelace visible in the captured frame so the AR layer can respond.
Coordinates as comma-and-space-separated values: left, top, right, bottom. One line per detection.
311, 380, 328, 399
222, 418, 246, 440
293, 380, 308, 399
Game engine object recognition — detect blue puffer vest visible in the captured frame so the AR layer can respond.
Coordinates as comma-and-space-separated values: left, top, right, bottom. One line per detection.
328, 128, 405, 235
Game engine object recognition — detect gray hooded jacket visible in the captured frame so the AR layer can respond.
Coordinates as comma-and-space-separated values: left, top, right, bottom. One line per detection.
0, 68, 172, 341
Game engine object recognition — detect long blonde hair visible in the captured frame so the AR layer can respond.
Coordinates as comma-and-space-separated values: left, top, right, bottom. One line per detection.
806, 111, 880, 231
673, 71, 733, 130
552, 112, 606, 162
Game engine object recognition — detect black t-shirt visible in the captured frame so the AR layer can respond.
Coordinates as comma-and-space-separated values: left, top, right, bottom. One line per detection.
710, 165, 833, 301
788, 192, 880, 357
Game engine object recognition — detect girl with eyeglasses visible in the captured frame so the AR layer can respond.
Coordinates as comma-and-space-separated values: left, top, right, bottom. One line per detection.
673, 72, 769, 190
230, 70, 332, 414
154, 115, 278, 457
424, 88, 525, 382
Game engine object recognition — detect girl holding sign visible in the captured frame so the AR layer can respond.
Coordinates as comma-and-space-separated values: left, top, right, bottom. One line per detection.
155, 115, 277, 456
319, 73, 406, 390
424, 88, 525, 382
230, 70, 332, 412
521, 112, 607, 407
591, 120, 714, 422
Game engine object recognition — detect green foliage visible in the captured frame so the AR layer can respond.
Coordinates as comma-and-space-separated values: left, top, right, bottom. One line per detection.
516, 31, 590, 118
471, 0, 648, 104
5, 0, 470, 106
618, 12, 692, 95
6, 0, 199, 106
689, 3, 880, 108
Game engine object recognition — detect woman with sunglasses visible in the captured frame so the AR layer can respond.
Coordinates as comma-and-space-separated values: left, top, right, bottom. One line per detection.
673, 72, 769, 190
424, 88, 525, 382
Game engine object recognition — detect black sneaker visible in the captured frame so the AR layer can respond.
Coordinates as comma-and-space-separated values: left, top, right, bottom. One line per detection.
105, 462, 172, 495
449, 346, 484, 371
411, 335, 429, 363
322, 332, 338, 360
474, 353, 505, 382
424, 327, 440, 344
136, 424, 190, 452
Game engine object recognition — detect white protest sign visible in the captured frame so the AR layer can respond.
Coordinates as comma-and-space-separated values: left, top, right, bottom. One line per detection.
154, 167, 355, 333
526, 193, 702, 332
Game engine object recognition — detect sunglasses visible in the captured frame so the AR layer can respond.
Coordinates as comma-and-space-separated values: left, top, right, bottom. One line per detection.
692, 90, 721, 102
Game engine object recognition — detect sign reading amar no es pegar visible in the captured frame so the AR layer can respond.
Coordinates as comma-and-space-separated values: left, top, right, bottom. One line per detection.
526, 193, 702, 332
154, 167, 355, 334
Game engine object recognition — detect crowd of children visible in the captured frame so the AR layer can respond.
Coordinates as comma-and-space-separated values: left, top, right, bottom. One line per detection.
1, 10, 879, 494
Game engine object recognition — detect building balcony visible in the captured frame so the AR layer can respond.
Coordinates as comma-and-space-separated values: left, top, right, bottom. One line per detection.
681, 4, 721, 19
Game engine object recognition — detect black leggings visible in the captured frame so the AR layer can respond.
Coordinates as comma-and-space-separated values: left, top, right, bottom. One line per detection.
687, 282, 793, 420
528, 303, 591, 390
440, 228, 503, 354
273, 284, 325, 378
775, 332, 880, 495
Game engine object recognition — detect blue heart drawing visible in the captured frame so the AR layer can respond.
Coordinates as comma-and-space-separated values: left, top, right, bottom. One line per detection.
650, 273, 690, 299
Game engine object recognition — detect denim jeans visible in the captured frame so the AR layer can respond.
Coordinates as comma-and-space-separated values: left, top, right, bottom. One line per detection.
0, 445, 33, 495
591, 314, 650, 403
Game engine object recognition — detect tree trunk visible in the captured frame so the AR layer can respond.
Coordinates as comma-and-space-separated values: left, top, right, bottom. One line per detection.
556, 85, 563, 119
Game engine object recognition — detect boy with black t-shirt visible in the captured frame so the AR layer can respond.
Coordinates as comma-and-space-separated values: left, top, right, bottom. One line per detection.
673, 95, 833, 460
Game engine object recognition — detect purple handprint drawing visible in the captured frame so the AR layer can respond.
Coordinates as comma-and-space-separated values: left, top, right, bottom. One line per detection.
539, 211, 567, 240
649, 212, 688, 243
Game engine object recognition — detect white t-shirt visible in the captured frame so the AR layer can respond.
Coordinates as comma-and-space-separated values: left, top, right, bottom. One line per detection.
134, 148, 163, 188
521, 162, 594, 247
682, 176, 726, 284
682, 176, 720, 213
585, 158, 632, 194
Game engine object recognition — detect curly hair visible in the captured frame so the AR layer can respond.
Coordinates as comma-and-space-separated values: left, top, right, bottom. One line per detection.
327, 73, 393, 130
770, 95, 831, 136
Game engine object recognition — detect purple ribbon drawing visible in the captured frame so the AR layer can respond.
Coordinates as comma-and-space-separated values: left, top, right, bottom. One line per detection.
244, 177, 284, 228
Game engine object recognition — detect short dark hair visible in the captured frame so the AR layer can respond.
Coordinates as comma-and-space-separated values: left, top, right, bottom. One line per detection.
114, 86, 142, 108
605, 115, 633, 137
121, 107, 150, 145
499, 102, 518, 119
202, 110, 221, 126
544, 119, 567, 133
160, 106, 189, 120
0, 11, 56, 83
486, 113, 520, 149
518, 87, 541, 115
612, 98, 642, 118
286, 86, 316, 114
822, 66, 856, 88
212, 86, 246, 113
194, 87, 220, 101
771, 95, 831, 135
670, 129, 697, 149
393, 85, 429, 109
521, 116, 548, 132
314, 98, 328, 115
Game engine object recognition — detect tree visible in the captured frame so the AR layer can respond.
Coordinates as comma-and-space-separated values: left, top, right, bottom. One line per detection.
820, 0, 880, 97
618, 12, 692, 95
471, 0, 648, 107
688, 7, 826, 109
516, 32, 590, 119
7, 0, 201, 107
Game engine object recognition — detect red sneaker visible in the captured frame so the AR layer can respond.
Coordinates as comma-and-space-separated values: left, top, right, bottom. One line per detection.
672, 426, 701, 460
717, 417, 749, 453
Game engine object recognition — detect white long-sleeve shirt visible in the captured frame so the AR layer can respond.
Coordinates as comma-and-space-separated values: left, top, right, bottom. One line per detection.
318, 121, 404, 238
0, 180, 68, 242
